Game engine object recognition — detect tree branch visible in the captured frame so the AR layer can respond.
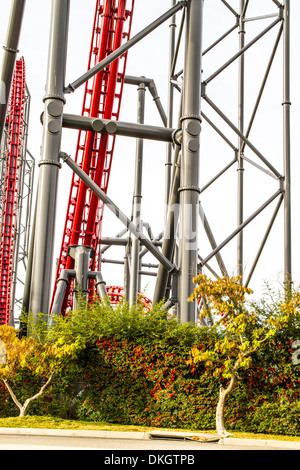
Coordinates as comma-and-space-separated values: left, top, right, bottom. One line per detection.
24, 373, 54, 406
2, 379, 22, 412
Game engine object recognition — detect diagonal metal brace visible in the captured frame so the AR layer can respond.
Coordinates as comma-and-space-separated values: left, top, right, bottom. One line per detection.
60, 152, 177, 274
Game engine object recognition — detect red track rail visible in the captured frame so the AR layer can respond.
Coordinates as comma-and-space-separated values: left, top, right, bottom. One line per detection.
0, 57, 26, 325
106, 286, 152, 312
52, 0, 134, 312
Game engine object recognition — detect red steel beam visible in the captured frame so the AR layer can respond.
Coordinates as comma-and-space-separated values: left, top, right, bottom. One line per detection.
0, 57, 26, 325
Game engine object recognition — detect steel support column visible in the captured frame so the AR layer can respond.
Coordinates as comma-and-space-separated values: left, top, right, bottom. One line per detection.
29, 0, 69, 318
237, 0, 246, 280
153, 148, 181, 304
283, 0, 292, 293
129, 82, 146, 306
178, 0, 203, 323
67, 245, 94, 311
165, 0, 177, 210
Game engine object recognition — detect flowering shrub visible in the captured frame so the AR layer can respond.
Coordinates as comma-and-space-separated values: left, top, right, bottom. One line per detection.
0, 292, 299, 435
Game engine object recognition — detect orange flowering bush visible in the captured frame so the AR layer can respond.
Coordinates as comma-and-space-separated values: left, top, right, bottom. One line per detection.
0, 292, 299, 435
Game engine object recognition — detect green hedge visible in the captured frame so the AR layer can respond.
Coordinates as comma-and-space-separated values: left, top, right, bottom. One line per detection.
0, 300, 300, 435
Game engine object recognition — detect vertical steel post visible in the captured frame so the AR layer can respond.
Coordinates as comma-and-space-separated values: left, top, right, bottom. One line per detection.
283, 0, 292, 292
68, 245, 94, 311
129, 82, 146, 306
0, 0, 26, 146
29, 0, 69, 318
237, 0, 245, 280
165, 0, 176, 211
178, 0, 203, 323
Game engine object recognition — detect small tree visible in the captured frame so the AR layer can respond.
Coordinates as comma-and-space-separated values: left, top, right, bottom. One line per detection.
0, 324, 77, 417
188, 275, 283, 436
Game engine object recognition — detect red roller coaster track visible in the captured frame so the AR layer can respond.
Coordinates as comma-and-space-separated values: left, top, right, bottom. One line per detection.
51, 0, 135, 312
0, 57, 26, 325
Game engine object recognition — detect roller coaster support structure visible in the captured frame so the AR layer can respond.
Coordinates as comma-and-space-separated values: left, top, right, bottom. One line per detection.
283, 0, 291, 293
23, 0, 292, 326
29, 0, 69, 317
177, 0, 203, 323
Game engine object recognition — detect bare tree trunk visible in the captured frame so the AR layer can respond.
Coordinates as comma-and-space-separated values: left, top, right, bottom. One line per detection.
216, 373, 236, 436
3, 374, 53, 417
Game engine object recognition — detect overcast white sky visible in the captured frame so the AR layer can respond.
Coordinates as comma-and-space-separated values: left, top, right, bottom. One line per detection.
1, 0, 300, 305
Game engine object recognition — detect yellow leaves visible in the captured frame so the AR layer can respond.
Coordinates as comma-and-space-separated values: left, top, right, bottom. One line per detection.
0, 323, 78, 382
187, 344, 215, 367
187, 344, 202, 365
188, 274, 253, 325
189, 274, 252, 303
238, 356, 252, 369
240, 340, 250, 352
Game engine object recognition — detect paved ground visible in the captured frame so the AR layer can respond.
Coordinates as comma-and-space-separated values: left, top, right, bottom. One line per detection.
0, 428, 299, 452
0, 434, 246, 450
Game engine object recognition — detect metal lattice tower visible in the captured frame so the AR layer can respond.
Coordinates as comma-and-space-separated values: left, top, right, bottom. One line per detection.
0, 57, 33, 326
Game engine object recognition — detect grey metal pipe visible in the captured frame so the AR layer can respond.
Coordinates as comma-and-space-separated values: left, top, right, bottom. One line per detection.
29, 0, 70, 319
170, 6, 185, 78
147, 80, 167, 127
100, 228, 128, 254
203, 95, 282, 179
67, 245, 94, 310
61, 153, 176, 273
199, 189, 283, 269
105, 120, 176, 142
241, 24, 283, 154
49, 269, 75, 320
129, 82, 146, 307
199, 157, 237, 194
283, 0, 292, 292
198, 255, 220, 280
237, 0, 246, 280
162, 297, 177, 312
89, 272, 109, 301
139, 270, 157, 277
220, 0, 238, 17
102, 258, 158, 269
22, 180, 38, 317
201, 111, 237, 151
0, 0, 26, 145
165, 0, 177, 209
245, 195, 283, 287
178, 0, 203, 323
152, 92, 183, 304
153, 153, 181, 304
101, 237, 128, 246
199, 203, 228, 277
123, 76, 167, 126
203, 23, 238, 56
139, 231, 164, 259
204, 16, 281, 85
123, 239, 131, 300
61, 113, 175, 142
66, 1, 186, 93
